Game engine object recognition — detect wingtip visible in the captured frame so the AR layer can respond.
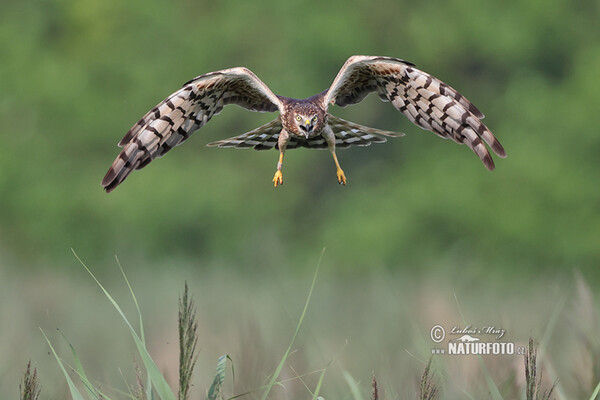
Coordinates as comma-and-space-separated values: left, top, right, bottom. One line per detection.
483, 154, 496, 171
102, 166, 116, 186
492, 141, 507, 158
101, 164, 123, 193
101, 179, 116, 193
101, 179, 115, 193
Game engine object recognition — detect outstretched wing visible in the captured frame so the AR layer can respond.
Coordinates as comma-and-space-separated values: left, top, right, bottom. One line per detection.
207, 114, 403, 150
325, 55, 506, 170
102, 67, 283, 192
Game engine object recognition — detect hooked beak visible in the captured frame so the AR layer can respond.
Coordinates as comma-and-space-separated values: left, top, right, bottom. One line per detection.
299, 120, 314, 138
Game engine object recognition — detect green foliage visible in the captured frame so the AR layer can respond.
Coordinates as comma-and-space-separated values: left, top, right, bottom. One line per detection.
0, 0, 597, 274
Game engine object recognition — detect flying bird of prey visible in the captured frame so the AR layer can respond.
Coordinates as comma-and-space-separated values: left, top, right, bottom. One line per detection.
102, 55, 505, 192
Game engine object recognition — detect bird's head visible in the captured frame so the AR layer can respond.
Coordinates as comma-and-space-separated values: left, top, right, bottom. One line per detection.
287, 103, 324, 138
294, 113, 318, 138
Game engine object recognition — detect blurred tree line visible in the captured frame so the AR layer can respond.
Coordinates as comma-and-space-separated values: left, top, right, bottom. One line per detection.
0, 0, 598, 275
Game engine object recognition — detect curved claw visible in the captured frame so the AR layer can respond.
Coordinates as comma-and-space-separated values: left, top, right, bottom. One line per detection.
337, 168, 347, 185
273, 170, 283, 187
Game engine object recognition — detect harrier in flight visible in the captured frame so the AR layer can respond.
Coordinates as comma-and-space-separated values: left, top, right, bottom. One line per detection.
102, 55, 505, 192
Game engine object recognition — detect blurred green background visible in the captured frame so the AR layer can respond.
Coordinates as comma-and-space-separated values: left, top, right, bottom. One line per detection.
1, 0, 599, 398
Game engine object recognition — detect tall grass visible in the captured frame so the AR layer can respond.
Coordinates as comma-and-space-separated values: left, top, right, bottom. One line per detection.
524, 338, 557, 400
178, 283, 198, 400
19, 361, 41, 400
418, 359, 439, 400
17, 257, 600, 400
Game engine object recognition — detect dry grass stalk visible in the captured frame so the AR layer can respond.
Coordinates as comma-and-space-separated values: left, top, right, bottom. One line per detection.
20, 361, 41, 400
524, 337, 557, 400
133, 362, 148, 400
418, 358, 439, 400
371, 374, 379, 400
178, 282, 199, 400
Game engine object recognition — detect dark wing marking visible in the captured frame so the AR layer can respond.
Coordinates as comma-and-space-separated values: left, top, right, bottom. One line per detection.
102, 67, 283, 192
324, 55, 506, 170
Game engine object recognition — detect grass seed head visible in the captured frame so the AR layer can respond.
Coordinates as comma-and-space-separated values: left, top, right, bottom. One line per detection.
20, 361, 41, 400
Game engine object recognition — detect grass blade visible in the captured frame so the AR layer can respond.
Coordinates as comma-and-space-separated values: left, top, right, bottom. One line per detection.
73, 250, 176, 400
310, 368, 327, 400
259, 248, 325, 400
116, 256, 154, 400
342, 371, 362, 400
454, 293, 504, 400
40, 328, 86, 400
208, 355, 231, 400
538, 289, 570, 400
589, 381, 600, 400
58, 329, 110, 400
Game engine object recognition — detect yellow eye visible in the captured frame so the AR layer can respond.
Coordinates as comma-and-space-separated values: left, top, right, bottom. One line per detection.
296, 115, 302, 121
312, 116, 318, 123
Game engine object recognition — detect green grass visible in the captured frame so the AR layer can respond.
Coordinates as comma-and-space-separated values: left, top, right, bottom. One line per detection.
6, 256, 600, 400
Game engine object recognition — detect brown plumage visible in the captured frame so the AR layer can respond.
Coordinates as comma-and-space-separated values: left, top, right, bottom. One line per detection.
102, 55, 505, 192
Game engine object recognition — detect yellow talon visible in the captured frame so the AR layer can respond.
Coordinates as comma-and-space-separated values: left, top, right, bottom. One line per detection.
337, 168, 347, 185
273, 170, 283, 187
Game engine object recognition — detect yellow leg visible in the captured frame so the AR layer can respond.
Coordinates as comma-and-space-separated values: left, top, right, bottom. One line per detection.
273, 152, 284, 187
331, 151, 346, 185
323, 124, 347, 185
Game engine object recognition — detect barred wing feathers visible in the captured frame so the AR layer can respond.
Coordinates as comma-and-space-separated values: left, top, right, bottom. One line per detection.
102, 67, 282, 192
313, 115, 403, 149
325, 55, 506, 170
207, 119, 283, 150
207, 114, 403, 150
